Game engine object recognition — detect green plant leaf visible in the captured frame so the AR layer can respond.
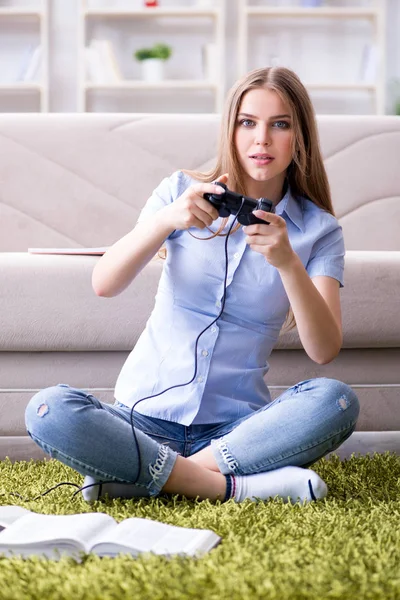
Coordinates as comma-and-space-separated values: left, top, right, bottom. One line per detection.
134, 43, 172, 61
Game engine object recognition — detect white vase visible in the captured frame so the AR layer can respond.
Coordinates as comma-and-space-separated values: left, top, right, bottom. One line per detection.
141, 59, 164, 82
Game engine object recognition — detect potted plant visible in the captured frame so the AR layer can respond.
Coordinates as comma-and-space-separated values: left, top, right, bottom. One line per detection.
134, 43, 172, 82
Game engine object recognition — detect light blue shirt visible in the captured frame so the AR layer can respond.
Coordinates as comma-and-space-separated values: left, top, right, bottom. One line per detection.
114, 170, 345, 425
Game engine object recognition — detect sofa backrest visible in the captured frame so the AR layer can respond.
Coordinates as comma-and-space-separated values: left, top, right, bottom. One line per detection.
0, 114, 399, 252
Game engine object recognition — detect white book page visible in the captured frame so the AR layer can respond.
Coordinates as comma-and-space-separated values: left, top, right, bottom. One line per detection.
173, 529, 221, 557
0, 512, 116, 554
91, 518, 171, 555
0, 506, 33, 529
91, 517, 220, 557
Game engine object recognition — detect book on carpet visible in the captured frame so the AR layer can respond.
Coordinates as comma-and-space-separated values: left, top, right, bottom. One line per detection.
0, 506, 221, 560
28, 247, 108, 256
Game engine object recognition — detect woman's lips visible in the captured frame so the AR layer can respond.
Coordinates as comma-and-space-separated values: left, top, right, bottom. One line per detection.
250, 155, 274, 166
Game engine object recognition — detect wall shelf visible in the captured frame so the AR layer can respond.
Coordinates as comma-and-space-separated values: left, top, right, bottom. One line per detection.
0, 8, 44, 17
86, 80, 218, 90
245, 7, 379, 19
238, 0, 386, 115
78, 0, 226, 113
83, 7, 221, 18
0, 1, 49, 111
0, 82, 44, 90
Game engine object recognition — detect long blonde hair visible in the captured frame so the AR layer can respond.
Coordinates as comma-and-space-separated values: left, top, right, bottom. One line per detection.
168, 67, 334, 331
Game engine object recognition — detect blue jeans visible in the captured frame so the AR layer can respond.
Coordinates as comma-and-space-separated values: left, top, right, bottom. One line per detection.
25, 378, 359, 497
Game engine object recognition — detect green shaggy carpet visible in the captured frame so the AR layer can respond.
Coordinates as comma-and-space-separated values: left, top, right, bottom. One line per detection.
0, 453, 399, 600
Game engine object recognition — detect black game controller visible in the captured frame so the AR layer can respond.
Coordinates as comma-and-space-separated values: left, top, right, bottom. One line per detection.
203, 182, 274, 225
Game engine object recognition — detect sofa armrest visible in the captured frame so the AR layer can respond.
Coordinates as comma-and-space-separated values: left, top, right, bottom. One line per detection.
276, 250, 400, 349
0, 252, 163, 351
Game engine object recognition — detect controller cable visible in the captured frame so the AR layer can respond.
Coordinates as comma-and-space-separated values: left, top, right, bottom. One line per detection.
126, 206, 242, 487
4, 201, 244, 502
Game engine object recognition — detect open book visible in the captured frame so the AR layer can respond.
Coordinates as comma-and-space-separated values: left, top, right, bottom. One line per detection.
28, 247, 108, 256
0, 506, 221, 560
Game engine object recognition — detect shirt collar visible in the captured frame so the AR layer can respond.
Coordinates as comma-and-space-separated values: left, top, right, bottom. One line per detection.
274, 185, 305, 233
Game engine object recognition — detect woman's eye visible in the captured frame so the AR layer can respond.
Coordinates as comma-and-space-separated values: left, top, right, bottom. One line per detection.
273, 120, 290, 129
239, 119, 255, 127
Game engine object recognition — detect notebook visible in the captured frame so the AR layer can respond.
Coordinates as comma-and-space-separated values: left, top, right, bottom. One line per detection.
28, 247, 108, 255
0, 506, 221, 561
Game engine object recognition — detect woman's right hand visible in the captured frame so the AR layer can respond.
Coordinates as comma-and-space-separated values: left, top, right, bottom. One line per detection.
160, 173, 229, 231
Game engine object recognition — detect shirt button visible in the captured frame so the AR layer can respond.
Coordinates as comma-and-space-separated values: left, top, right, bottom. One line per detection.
197, 376, 204, 383
234, 252, 240, 259
216, 301, 221, 308
201, 350, 209, 357
210, 326, 217, 333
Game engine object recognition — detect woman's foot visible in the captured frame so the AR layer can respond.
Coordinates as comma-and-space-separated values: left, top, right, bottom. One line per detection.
225, 466, 328, 503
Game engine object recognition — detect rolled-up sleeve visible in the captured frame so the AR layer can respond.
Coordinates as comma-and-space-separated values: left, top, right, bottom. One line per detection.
136, 171, 189, 239
306, 223, 345, 288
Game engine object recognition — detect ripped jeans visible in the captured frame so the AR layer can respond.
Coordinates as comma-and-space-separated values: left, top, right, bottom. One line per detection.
25, 378, 359, 497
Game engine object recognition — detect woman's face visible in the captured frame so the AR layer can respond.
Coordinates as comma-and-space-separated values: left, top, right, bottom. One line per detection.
234, 87, 294, 201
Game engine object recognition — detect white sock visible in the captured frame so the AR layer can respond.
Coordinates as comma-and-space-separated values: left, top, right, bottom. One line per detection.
225, 466, 328, 504
81, 475, 150, 502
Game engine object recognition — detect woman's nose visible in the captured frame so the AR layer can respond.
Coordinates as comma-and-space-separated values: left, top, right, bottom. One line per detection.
255, 125, 271, 146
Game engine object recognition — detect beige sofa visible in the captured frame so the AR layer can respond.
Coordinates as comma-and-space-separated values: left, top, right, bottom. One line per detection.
0, 114, 399, 461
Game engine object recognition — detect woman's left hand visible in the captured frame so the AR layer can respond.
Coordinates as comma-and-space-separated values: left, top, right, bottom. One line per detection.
243, 210, 296, 270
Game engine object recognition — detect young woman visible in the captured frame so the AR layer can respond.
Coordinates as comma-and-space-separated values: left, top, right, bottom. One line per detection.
25, 67, 359, 504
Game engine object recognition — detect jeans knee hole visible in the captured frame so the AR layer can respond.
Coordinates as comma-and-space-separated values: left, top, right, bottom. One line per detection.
337, 395, 350, 411
37, 404, 49, 417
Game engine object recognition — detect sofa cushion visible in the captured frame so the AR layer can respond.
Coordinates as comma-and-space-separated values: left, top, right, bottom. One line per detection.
0, 114, 219, 252
277, 250, 400, 349
1, 115, 400, 253
0, 250, 399, 351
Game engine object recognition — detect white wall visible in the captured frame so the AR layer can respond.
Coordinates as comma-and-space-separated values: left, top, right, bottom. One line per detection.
1, 0, 400, 113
